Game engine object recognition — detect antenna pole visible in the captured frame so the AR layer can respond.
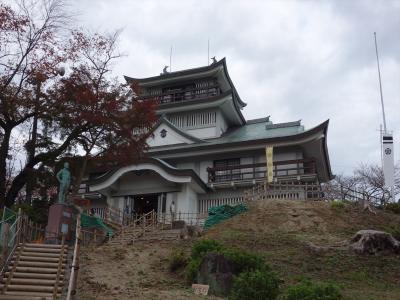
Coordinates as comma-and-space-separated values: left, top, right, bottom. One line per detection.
374, 32, 387, 133
170, 46, 173, 72
207, 38, 210, 66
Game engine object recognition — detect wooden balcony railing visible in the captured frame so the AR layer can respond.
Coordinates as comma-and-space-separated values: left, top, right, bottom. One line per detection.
138, 85, 221, 104
207, 158, 317, 183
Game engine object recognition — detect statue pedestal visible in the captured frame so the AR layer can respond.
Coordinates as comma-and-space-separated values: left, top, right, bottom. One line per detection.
46, 203, 74, 243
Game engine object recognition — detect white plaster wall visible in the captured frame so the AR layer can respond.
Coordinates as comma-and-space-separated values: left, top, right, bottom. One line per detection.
114, 171, 179, 195
176, 184, 198, 214
199, 160, 213, 183
177, 162, 195, 170
216, 110, 228, 136
147, 123, 193, 147
108, 196, 125, 210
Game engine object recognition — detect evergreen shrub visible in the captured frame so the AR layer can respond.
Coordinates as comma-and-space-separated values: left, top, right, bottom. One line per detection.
283, 280, 342, 300
168, 249, 187, 272
229, 269, 280, 300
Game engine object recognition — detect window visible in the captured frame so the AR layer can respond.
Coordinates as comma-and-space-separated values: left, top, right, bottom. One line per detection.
214, 158, 241, 182
168, 111, 217, 128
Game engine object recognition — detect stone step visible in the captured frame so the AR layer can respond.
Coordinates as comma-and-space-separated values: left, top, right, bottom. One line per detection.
19, 252, 66, 258
0, 284, 62, 293
21, 243, 67, 249
9, 261, 65, 269
4, 272, 64, 279
1, 291, 60, 298
1, 277, 61, 286
11, 267, 61, 274
17, 256, 67, 263
19, 247, 66, 254
0, 294, 54, 300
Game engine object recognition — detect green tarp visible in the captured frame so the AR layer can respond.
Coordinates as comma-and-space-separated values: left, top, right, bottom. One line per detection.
204, 203, 248, 229
80, 213, 113, 236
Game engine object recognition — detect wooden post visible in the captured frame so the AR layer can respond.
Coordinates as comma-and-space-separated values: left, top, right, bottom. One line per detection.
2, 223, 10, 264
16, 208, 21, 246
93, 229, 97, 244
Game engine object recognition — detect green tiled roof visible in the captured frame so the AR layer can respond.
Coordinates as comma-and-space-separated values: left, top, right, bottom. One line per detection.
212, 120, 304, 144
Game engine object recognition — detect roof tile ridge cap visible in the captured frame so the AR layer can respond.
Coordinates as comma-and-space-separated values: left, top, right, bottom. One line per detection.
123, 58, 225, 82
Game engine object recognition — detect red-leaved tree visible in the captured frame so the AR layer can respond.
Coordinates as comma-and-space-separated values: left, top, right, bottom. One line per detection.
0, 0, 157, 207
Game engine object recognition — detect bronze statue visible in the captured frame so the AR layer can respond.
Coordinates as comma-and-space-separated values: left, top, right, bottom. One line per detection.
56, 162, 71, 204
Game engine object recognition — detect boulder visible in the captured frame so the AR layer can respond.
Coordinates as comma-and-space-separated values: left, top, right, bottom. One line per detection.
197, 252, 234, 297
349, 230, 400, 254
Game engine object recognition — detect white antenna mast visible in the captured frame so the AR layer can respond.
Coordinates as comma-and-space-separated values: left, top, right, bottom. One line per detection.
170, 46, 173, 72
207, 38, 210, 66
374, 32, 395, 202
374, 32, 387, 133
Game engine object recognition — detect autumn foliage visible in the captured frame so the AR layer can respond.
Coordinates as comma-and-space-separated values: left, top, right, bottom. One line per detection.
0, 0, 157, 207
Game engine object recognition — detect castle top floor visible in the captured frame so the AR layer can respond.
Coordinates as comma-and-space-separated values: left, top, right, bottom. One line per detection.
124, 58, 247, 127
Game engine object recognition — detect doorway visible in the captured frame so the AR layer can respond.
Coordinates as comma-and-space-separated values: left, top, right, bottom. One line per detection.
134, 193, 159, 214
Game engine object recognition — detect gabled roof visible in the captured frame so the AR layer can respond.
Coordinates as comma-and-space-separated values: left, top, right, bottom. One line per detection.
151, 115, 206, 144
87, 157, 209, 193
124, 58, 246, 108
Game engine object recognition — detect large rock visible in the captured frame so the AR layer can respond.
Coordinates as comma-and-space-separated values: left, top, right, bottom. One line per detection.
197, 252, 234, 297
349, 230, 400, 254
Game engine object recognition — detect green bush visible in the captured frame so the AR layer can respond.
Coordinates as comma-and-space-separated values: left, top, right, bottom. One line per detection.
283, 280, 342, 300
221, 247, 268, 273
190, 239, 223, 260
168, 249, 188, 272
385, 202, 400, 214
184, 257, 202, 283
229, 269, 280, 300
330, 201, 345, 211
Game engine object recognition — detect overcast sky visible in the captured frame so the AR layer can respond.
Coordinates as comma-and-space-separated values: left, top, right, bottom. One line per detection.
70, 0, 399, 175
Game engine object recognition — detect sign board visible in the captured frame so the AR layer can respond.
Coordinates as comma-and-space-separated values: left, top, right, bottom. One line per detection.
192, 284, 209, 296
382, 134, 394, 188
266, 146, 274, 183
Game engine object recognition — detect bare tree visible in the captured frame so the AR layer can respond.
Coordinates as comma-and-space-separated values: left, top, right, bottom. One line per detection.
322, 163, 399, 205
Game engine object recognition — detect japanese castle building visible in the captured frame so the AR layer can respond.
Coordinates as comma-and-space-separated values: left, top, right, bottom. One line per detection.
85, 58, 333, 216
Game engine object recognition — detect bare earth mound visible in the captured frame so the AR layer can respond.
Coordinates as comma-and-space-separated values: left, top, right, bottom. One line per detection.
205, 200, 400, 300
77, 200, 400, 300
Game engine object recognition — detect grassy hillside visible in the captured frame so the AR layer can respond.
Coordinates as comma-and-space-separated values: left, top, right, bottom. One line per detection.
77, 200, 400, 300
204, 200, 400, 300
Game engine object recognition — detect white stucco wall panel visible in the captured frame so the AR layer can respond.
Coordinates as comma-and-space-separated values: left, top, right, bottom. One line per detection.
147, 123, 193, 147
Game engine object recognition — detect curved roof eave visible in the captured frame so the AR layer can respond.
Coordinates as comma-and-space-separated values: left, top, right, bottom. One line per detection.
124, 58, 247, 108
87, 157, 209, 192
149, 120, 333, 181
321, 119, 334, 181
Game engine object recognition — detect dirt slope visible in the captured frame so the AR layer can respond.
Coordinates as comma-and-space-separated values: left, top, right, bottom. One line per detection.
77, 200, 400, 300
205, 200, 400, 300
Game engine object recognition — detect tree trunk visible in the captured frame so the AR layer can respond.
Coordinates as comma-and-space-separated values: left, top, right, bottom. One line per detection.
5, 168, 28, 207
0, 127, 12, 208
72, 154, 89, 195
4, 126, 85, 206
25, 82, 41, 204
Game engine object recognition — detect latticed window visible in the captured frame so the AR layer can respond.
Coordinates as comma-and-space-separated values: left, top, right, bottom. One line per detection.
168, 111, 217, 128
214, 158, 241, 182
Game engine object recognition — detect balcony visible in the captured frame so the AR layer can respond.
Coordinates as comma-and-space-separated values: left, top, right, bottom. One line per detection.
138, 85, 221, 104
206, 158, 317, 186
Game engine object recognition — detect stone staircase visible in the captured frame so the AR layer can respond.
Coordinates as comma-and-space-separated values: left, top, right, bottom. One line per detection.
0, 243, 69, 300
108, 226, 182, 246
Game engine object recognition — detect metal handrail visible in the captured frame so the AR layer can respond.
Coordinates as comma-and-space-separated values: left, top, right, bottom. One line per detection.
66, 215, 81, 300
0, 215, 22, 277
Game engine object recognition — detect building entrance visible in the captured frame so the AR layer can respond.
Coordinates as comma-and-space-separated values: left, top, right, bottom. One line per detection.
134, 193, 159, 214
